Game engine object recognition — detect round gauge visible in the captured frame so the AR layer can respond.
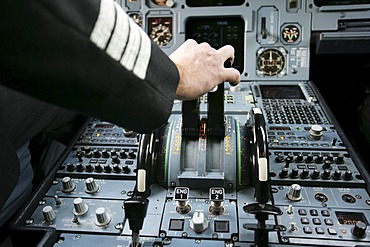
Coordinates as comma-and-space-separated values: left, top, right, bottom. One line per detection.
150, 24, 173, 46
281, 24, 300, 44
191, 32, 202, 43
128, 13, 143, 27
257, 49, 285, 76
207, 32, 219, 48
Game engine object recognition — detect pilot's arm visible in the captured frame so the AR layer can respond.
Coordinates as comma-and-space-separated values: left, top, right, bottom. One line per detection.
0, 0, 179, 133
0, 0, 240, 133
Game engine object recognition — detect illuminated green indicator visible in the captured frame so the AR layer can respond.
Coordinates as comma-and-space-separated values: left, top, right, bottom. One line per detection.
236, 121, 242, 186
164, 121, 174, 183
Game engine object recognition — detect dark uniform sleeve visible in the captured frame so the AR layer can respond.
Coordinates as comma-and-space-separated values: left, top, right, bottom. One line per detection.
0, 0, 179, 133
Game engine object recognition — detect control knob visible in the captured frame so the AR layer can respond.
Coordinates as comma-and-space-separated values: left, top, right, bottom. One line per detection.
311, 169, 320, 179
290, 168, 299, 178
93, 149, 101, 158
335, 154, 345, 164
275, 153, 284, 163
95, 207, 111, 226
343, 170, 353, 180
101, 149, 109, 158
332, 170, 342, 180
322, 160, 332, 170
94, 164, 103, 172
279, 167, 289, 178
119, 150, 127, 159
42, 206, 56, 222
85, 164, 94, 172
111, 155, 120, 164
190, 211, 209, 233
122, 165, 131, 174
352, 221, 367, 238
315, 154, 324, 164
322, 169, 331, 180
295, 154, 304, 163
73, 197, 89, 215
61, 176, 76, 193
112, 164, 122, 173
286, 184, 302, 201
309, 125, 323, 140
300, 169, 310, 179
103, 164, 112, 173
85, 177, 99, 194
128, 150, 136, 159
305, 154, 314, 163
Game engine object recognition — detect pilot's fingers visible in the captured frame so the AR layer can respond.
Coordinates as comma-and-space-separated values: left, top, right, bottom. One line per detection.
223, 67, 241, 86
216, 45, 236, 65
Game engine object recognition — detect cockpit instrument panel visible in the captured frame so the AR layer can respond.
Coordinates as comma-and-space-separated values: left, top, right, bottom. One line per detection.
185, 17, 244, 73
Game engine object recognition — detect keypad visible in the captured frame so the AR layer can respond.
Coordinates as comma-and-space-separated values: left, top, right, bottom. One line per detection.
262, 99, 323, 125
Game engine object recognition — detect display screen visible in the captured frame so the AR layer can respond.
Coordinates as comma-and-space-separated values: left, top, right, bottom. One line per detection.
335, 211, 369, 225
259, 85, 305, 99
186, 17, 244, 73
186, 0, 244, 7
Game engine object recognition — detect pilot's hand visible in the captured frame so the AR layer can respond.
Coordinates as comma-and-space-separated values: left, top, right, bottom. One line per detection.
170, 39, 240, 101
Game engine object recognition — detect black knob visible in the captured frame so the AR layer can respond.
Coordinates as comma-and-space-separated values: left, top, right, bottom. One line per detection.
103, 164, 112, 173
67, 163, 76, 172
321, 169, 331, 179
122, 165, 131, 174
85, 151, 93, 158
112, 164, 121, 173
295, 154, 304, 163
286, 153, 294, 163
335, 154, 345, 164
343, 170, 353, 180
128, 150, 136, 159
85, 164, 94, 172
290, 168, 299, 178
315, 154, 324, 164
119, 150, 127, 159
326, 154, 334, 163
102, 149, 109, 158
94, 164, 103, 172
300, 169, 310, 179
275, 154, 285, 163
76, 163, 85, 172
311, 169, 320, 179
352, 221, 367, 238
111, 155, 121, 164
83, 146, 91, 153
110, 149, 117, 156
322, 160, 332, 170
93, 149, 101, 158
279, 167, 289, 178
305, 154, 314, 163
332, 170, 342, 180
